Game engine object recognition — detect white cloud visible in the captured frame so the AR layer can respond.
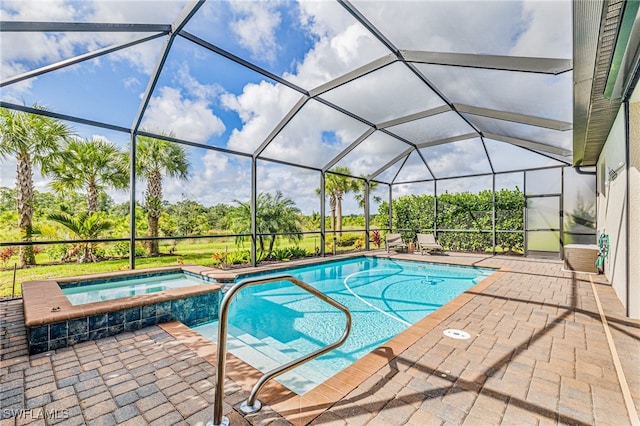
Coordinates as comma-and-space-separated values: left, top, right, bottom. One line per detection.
222, 80, 302, 153
142, 86, 225, 143
510, 0, 572, 58
350, 0, 525, 55
284, 22, 388, 90
0, 0, 77, 22
0, 0, 185, 85
176, 64, 224, 100
165, 150, 252, 205
228, 0, 281, 63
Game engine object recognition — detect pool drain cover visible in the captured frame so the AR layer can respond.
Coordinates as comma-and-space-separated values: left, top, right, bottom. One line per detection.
443, 329, 471, 340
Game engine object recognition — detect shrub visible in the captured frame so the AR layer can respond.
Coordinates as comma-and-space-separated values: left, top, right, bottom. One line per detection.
272, 248, 292, 261
134, 244, 145, 257
288, 246, 309, 258
371, 230, 381, 248
46, 245, 69, 262
336, 234, 360, 247
211, 252, 225, 265
226, 250, 249, 265
106, 242, 145, 258
107, 241, 130, 257
92, 246, 106, 259
0, 246, 16, 267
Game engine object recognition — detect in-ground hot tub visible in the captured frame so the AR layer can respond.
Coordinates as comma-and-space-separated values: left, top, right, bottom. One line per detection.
22, 265, 223, 354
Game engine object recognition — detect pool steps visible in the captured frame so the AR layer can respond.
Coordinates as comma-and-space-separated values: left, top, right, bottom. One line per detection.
195, 321, 328, 393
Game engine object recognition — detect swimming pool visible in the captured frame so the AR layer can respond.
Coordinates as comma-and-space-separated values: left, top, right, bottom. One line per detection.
61, 271, 217, 305
192, 256, 494, 394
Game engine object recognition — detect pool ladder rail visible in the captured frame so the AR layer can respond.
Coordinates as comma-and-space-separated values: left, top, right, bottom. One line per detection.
207, 274, 352, 426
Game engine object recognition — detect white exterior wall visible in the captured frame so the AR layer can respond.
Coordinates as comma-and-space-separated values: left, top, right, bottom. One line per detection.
628, 94, 640, 318
596, 107, 630, 315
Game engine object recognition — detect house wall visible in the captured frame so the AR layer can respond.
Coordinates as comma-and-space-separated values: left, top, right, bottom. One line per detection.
596, 107, 630, 316
628, 90, 640, 319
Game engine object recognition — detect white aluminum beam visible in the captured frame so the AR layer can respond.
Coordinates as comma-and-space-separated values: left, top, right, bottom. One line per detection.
402, 50, 572, 75
0, 22, 171, 32
415, 133, 478, 149
456, 104, 572, 131
309, 54, 397, 97
377, 105, 450, 129
484, 132, 572, 156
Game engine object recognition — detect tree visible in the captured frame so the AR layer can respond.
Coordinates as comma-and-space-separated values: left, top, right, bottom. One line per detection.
318, 166, 358, 235
47, 211, 113, 263
134, 133, 189, 256
165, 199, 208, 236
353, 177, 382, 219
0, 107, 72, 267
231, 191, 303, 259
44, 137, 128, 213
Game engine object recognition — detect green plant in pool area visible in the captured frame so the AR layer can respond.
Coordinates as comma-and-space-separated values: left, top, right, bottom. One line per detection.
47, 211, 113, 263
287, 246, 309, 258
226, 250, 249, 265
272, 247, 292, 261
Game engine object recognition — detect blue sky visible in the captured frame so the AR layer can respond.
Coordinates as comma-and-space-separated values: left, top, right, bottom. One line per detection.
0, 0, 573, 214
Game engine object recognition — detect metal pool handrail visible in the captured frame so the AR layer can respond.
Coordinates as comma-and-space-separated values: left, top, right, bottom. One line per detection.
208, 274, 352, 426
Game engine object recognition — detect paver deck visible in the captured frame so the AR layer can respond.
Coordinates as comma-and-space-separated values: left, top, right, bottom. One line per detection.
1, 253, 639, 425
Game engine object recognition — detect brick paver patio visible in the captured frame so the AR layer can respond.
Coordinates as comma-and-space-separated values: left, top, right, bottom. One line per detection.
1, 253, 639, 425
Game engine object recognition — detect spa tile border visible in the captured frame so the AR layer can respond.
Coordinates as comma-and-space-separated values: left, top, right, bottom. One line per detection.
22, 265, 225, 354
22, 265, 221, 327
164, 254, 508, 425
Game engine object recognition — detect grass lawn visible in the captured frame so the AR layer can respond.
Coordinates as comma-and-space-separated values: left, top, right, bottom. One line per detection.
0, 232, 369, 297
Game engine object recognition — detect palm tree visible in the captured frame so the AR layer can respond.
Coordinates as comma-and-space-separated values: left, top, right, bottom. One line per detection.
0, 107, 72, 267
354, 177, 382, 218
44, 137, 128, 213
318, 166, 358, 235
231, 191, 302, 259
47, 211, 113, 263
135, 133, 189, 256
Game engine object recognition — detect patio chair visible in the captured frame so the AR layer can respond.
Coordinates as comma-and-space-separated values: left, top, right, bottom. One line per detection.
385, 233, 407, 252
417, 233, 444, 254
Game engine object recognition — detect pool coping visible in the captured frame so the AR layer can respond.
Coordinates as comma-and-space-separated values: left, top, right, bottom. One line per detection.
161, 253, 509, 425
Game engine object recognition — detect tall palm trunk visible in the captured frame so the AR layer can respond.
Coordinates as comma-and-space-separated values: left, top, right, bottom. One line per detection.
336, 190, 343, 234
146, 170, 163, 256
329, 193, 337, 234
87, 180, 99, 213
16, 151, 35, 267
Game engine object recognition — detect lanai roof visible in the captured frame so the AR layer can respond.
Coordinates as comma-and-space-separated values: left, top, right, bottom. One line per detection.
1, 0, 574, 198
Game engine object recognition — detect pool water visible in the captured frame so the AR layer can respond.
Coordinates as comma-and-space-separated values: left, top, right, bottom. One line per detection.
192, 257, 494, 394
62, 272, 215, 305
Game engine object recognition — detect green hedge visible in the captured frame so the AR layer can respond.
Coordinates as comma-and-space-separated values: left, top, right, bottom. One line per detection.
378, 189, 524, 254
